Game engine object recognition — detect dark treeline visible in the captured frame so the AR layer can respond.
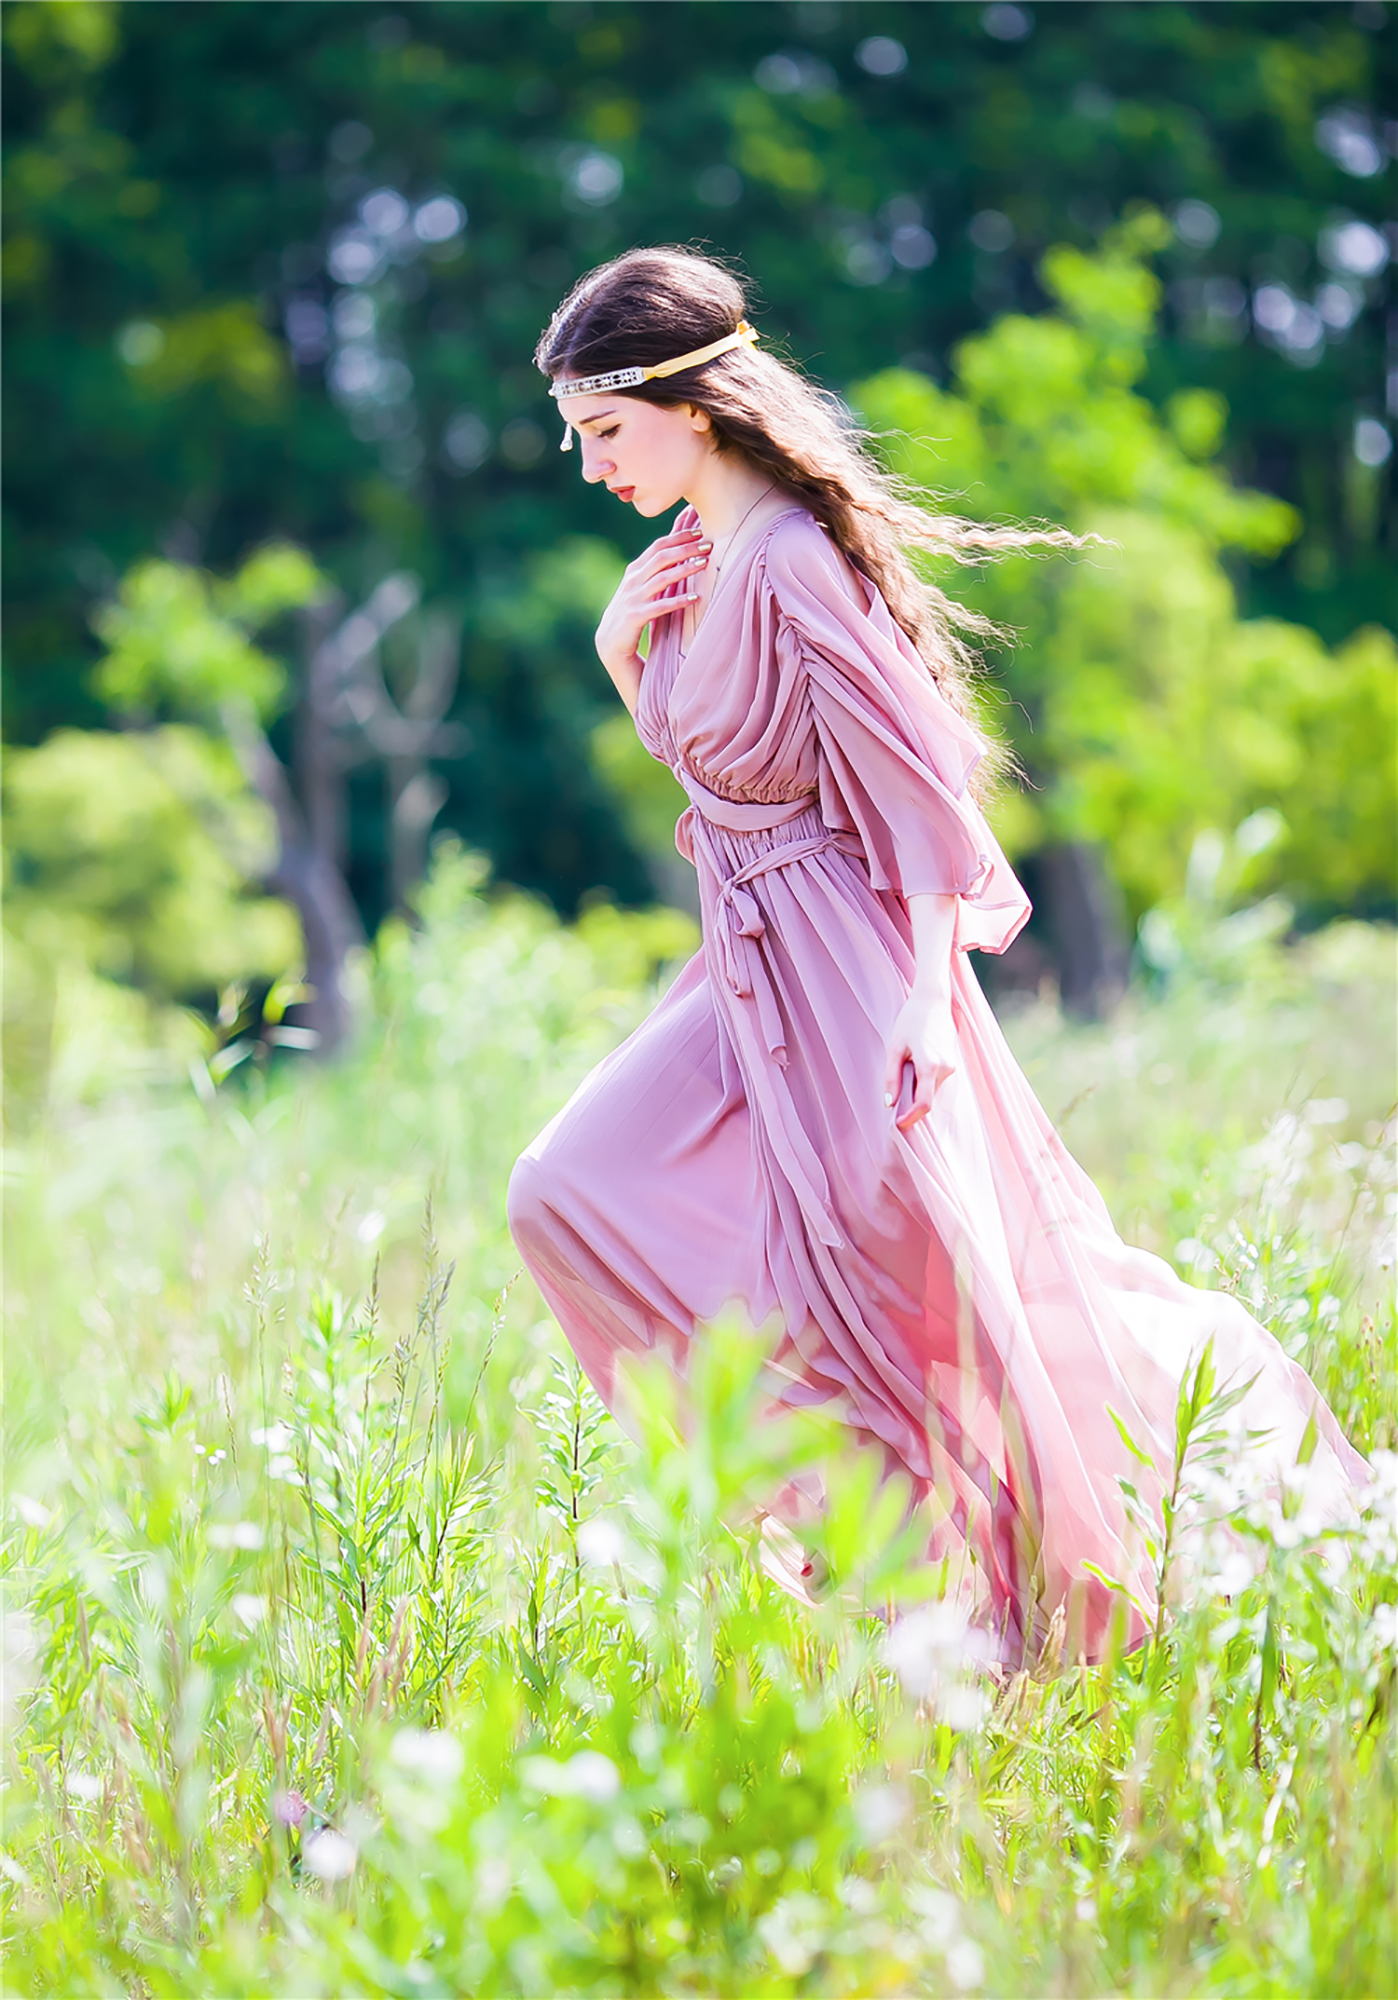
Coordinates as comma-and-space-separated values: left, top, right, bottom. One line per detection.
5, 0, 1393, 928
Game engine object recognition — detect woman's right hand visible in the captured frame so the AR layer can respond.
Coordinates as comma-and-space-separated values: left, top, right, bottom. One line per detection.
595, 525, 711, 711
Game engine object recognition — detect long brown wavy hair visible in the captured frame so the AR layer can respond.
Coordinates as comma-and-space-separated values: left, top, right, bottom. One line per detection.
535, 245, 1082, 755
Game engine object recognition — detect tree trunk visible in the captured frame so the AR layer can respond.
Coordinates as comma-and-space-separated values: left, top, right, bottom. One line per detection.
297, 597, 350, 880
1035, 842, 1130, 1020
388, 763, 448, 911
224, 706, 364, 1058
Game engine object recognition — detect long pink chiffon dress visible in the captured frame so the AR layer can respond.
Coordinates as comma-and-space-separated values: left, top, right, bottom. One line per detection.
507, 502, 1365, 1662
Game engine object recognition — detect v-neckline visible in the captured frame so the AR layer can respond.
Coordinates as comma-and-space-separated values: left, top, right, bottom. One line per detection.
674, 500, 805, 662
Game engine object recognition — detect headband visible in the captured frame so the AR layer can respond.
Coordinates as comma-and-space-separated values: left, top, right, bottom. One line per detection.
551, 319, 759, 450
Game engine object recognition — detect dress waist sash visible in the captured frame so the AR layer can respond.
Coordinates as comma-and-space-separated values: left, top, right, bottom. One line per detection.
674, 762, 860, 1248
675, 766, 817, 834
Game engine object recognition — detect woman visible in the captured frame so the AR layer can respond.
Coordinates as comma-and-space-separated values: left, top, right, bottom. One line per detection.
507, 247, 1364, 1664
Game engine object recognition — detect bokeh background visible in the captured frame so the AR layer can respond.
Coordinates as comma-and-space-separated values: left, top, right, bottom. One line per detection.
4, 0, 1394, 1067
6, 13, 1398, 1988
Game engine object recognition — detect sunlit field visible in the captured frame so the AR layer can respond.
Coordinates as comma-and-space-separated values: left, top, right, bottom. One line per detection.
4, 854, 1395, 1998
6, 3, 1395, 1992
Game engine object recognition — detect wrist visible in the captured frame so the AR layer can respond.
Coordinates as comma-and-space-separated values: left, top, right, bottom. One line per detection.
909, 971, 952, 1004
598, 646, 642, 678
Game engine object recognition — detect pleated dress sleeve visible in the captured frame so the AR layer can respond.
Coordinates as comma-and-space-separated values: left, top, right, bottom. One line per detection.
765, 517, 1032, 954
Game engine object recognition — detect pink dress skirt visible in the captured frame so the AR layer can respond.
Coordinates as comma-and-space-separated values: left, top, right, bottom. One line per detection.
508, 504, 1365, 1662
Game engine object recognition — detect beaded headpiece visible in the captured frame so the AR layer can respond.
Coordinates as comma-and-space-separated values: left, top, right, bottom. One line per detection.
550, 320, 759, 449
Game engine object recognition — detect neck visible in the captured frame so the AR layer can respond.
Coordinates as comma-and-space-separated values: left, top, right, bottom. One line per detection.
684, 454, 781, 541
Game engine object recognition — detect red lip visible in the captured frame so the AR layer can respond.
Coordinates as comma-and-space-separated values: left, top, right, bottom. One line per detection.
610, 485, 635, 503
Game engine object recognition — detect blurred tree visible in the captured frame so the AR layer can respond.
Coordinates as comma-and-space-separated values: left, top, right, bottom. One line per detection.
3, 724, 299, 998
3, 0, 1392, 924
85, 542, 368, 1049
86, 543, 484, 1050
2, 723, 302, 1095
854, 214, 1396, 1009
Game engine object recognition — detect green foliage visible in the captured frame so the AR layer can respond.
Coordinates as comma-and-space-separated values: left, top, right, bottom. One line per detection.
590, 710, 691, 880
2, 725, 300, 1097
117, 302, 289, 413
481, 536, 623, 653
1256, 621, 1398, 914
1137, 814, 1297, 990
852, 231, 1395, 925
3, 848, 1394, 1996
1, 541, 336, 1106
5, 1, 1391, 911
93, 543, 324, 725
3, 0, 117, 78
1038, 533, 1396, 920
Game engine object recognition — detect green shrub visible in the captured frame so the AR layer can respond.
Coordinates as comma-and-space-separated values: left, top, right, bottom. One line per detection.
851, 219, 1397, 930
3, 852, 1393, 1997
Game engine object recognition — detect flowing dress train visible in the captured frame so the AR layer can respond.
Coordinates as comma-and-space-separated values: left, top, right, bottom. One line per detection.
507, 503, 1366, 1662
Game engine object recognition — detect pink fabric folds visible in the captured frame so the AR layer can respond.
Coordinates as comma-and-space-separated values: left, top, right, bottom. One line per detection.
766, 525, 1030, 953
508, 503, 1366, 1665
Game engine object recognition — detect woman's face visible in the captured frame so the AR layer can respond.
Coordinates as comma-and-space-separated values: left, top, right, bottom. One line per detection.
554, 391, 715, 515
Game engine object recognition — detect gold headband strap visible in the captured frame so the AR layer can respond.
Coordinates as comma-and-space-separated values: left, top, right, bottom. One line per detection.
550, 320, 759, 400
554, 321, 760, 448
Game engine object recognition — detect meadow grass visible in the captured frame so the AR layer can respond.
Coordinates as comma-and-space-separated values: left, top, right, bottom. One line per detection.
3, 849, 1395, 1997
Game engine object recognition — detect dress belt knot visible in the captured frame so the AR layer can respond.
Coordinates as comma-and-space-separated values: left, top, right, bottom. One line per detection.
674, 766, 843, 1039
673, 764, 859, 1250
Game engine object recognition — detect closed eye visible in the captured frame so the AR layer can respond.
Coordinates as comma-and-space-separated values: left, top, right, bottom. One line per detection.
597, 425, 619, 439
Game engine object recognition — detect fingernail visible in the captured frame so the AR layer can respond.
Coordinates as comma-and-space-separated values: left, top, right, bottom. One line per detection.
884, 1092, 894, 1108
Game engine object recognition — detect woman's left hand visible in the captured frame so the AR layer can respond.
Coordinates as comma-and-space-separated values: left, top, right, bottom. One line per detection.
883, 987, 957, 1131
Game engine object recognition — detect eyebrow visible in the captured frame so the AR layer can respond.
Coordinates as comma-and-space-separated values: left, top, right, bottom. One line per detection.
573, 407, 621, 427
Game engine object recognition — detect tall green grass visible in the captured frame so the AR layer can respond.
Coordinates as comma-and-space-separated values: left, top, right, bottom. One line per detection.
4, 850, 1395, 1997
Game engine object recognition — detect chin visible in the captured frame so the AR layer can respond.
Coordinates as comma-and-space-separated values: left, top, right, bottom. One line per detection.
633, 488, 686, 518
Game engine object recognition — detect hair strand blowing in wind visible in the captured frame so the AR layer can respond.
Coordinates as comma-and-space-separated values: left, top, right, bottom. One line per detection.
537, 246, 1089, 785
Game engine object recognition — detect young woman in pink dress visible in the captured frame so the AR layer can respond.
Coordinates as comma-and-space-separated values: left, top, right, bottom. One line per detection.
507, 247, 1364, 1665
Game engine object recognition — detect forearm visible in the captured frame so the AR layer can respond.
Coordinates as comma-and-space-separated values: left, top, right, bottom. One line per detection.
599, 650, 643, 716
906, 892, 958, 998
885, 892, 959, 1123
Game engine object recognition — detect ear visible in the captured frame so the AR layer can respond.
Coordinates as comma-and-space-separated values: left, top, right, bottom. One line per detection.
685, 402, 713, 436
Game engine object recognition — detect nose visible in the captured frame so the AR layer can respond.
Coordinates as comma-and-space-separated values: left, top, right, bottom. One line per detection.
578, 435, 614, 485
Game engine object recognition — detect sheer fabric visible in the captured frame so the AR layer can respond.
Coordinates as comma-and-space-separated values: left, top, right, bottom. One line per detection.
508, 505, 1364, 1662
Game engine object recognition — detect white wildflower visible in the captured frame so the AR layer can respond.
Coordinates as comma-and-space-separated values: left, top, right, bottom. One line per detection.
882, 1603, 971, 1696
208, 1521, 263, 1551
476, 1853, 512, 1913
758, 1892, 827, 1976
518, 1749, 621, 1803
1303, 1097, 1349, 1125
390, 1727, 464, 1787
577, 1515, 628, 1567
940, 1685, 991, 1733
565, 1750, 621, 1802
1208, 1541, 1262, 1600
852, 1781, 909, 1842
301, 1828, 357, 1881
0, 1852, 33, 1890
2, 1608, 38, 1730
947, 1937, 987, 1990
839, 1875, 880, 1914
908, 1883, 961, 1948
